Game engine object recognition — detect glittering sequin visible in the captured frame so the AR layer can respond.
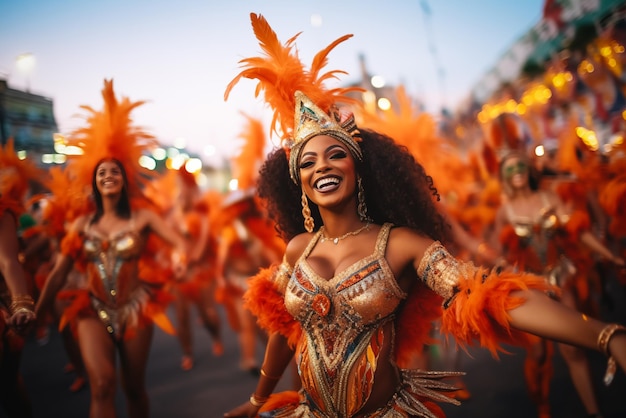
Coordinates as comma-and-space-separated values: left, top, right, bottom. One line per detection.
284, 223, 407, 416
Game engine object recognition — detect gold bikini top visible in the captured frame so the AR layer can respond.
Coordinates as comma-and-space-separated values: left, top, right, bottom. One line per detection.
505, 192, 566, 238
83, 219, 143, 261
284, 223, 406, 329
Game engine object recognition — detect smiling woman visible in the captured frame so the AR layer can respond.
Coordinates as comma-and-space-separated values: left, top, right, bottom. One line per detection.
34, 80, 189, 418
221, 13, 626, 418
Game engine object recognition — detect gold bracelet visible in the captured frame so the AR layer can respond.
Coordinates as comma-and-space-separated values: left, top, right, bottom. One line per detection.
260, 368, 281, 381
597, 323, 626, 386
597, 323, 626, 355
10, 295, 35, 315
12, 307, 35, 316
249, 394, 268, 407
11, 295, 34, 304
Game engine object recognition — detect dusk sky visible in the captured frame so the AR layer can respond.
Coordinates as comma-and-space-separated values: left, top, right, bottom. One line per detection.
1, 0, 544, 166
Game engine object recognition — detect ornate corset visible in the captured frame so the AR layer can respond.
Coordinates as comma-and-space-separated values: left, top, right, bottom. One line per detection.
504, 198, 575, 284
83, 227, 144, 338
284, 224, 406, 417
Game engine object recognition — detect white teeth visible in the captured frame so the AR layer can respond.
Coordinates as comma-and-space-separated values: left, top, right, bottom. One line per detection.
315, 177, 340, 189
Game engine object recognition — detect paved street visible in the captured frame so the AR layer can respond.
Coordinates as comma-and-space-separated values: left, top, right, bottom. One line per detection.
7, 278, 626, 418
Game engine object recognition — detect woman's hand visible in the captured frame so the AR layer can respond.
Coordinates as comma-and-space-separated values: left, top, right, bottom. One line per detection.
9, 306, 36, 335
223, 400, 261, 417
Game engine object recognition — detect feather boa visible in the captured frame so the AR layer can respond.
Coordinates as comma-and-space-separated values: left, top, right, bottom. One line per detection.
441, 268, 553, 358
243, 264, 301, 348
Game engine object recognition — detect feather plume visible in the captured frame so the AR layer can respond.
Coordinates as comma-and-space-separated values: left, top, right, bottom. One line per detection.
63, 79, 158, 199
224, 13, 362, 144
0, 138, 46, 216
231, 113, 267, 190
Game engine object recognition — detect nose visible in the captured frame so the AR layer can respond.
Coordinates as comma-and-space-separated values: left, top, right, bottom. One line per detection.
315, 157, 332, 173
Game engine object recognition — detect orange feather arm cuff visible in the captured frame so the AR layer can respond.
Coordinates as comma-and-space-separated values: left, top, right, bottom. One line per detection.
441, 268, 553, 358
417, 241, 554, 358
243, 261, 301, 348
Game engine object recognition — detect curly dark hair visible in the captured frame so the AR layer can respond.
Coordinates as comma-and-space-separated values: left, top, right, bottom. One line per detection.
257, 129, 451, 243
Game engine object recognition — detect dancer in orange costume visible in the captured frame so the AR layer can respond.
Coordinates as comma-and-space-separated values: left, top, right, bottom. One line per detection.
167, 167, 223, 371
494, 152, 625, 418
35, 80, 187, 418
598, 139, 626, 286
222, 13, 626, 418
0, 139, 42, 417
213, 114, 285, 375
27, 166, 93, 393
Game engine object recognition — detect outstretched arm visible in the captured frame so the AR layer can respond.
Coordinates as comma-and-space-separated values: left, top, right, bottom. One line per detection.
507, 288, 626, 382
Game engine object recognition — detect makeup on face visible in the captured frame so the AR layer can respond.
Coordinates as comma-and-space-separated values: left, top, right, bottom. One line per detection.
503, 161, 528, 180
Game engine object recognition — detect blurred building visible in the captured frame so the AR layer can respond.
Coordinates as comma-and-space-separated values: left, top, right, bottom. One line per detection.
0, 79, 56, 157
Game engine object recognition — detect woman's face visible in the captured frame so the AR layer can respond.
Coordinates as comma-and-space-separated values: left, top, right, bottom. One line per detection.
501, 156, 529, 190
95, 160, 125, 196
298, 135, 357, 209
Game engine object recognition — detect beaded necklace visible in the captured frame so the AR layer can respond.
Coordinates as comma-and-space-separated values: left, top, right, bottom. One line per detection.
319, 222, 371, 245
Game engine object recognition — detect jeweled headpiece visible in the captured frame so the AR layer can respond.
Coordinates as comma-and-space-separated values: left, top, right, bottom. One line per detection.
289, 91, 361, 183
224, 13, 364, 184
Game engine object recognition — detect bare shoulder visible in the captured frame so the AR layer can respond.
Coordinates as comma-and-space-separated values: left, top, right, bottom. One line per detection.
134, 207, 162, 225
386, 226, 437, 267
284, 232, 315, 267
68, 214, 90, 233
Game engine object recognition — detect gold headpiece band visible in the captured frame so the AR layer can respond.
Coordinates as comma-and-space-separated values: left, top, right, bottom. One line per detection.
287, 91, 362, 184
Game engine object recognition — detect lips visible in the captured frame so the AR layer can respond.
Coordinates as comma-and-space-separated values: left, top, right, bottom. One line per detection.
314, 175, 341, 191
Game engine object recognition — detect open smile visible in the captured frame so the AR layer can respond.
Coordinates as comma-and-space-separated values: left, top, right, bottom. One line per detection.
314, 175, 341, 192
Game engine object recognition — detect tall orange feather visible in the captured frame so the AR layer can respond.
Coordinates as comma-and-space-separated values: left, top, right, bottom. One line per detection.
224, 13, 363, 152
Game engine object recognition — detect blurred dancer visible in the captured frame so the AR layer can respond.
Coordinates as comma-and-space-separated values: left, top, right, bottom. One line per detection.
30, 166, 94, 392
167, 168, 223, 371
494, 152, 625, 418
35, 80, 186, 418
215, 189, 284, 375
0, 139, 41, 417
213, 115, 285, 375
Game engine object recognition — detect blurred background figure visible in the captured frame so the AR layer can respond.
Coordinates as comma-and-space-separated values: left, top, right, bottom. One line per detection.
212, 115, 286, 376
493, 151, 625, 418
165, 167, 224, 371
0, 139, 43, 417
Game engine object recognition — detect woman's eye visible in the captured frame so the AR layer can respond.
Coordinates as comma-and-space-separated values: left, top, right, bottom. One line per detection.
330, 151, 347, 159
299, 160, 314, 169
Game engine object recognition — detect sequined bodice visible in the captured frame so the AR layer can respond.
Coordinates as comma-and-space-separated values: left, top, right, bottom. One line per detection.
83, 230, 143, 261
503, 193, 572, 277
284, 223, 406, 416
508, 208, 560, 239
82, 221, 144, 311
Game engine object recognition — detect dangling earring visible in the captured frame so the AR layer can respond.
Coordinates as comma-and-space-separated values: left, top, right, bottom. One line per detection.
301, 189, 315, 233
357, 177, 371, 222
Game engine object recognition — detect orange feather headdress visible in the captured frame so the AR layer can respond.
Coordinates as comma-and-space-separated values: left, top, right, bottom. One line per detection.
63, 79, 158, 199
35, 165, 94, 238
231, 112, 267, 191
224, 13, 364, 184
0, 138, 45, 216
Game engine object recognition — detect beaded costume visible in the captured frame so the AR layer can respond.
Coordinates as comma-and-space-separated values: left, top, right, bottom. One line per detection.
227, 13, 554, 417
499, 191, 594, 298
58, 217, 174, 340
245, 224, 551, 417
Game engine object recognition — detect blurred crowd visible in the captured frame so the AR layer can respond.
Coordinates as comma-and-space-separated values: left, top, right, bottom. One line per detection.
2, 9, 626, 418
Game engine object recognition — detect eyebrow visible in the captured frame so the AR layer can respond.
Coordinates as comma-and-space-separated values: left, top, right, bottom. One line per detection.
301, 144, 345, 158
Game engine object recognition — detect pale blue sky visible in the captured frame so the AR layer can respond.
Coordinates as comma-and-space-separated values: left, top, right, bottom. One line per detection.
0, 0, 544, 164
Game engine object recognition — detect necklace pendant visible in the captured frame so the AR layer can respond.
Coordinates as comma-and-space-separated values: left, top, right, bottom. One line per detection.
333, 238, 339, 245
